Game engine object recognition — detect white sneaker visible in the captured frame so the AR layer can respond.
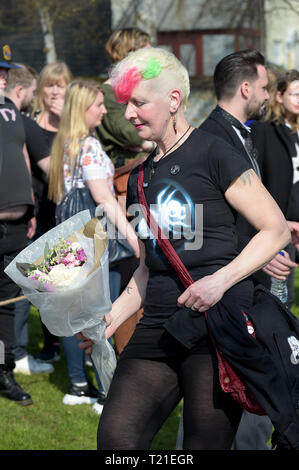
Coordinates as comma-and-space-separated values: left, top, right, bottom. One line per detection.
92, 400, 104, 415
62, 394, 98, 405
14, 355, 54, 375
62, 382, 99, 406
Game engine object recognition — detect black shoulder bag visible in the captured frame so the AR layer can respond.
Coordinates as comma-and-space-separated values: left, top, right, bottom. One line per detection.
56, 141, 135, 266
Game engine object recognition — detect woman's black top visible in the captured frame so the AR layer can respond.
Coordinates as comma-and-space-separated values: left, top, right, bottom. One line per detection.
126, 128, 254, 335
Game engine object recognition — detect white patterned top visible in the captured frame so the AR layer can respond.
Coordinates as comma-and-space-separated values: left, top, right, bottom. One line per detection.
63, 135, 115, 196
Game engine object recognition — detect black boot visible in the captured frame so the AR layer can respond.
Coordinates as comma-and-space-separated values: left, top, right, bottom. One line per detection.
0, 366, 33, 406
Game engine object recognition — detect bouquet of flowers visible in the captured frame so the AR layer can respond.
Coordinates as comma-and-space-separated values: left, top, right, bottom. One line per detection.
5, 210, 116, 393
20, 238, 88, 292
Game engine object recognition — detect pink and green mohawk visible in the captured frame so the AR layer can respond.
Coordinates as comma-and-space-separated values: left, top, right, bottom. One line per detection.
112, 56, 162, 104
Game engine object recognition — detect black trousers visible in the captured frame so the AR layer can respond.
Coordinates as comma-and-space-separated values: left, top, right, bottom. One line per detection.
0, 221, 28, 368
97, 330, 242, 450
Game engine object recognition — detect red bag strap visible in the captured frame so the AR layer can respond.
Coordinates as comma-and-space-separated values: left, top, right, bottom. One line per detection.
137, 164, 265, 414
137, 163, 265, 414
137, 162, 194, 289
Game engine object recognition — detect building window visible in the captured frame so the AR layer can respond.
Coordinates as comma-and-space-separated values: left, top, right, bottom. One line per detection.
158, 28, 261, 77
180, 43, 196, 77
202, 34, 234, 76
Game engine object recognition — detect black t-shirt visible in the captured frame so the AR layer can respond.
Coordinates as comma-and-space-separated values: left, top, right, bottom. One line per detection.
27, 115, 57, 233
41, 127, 57, 149
286, 126, 299, 221
126, 128, 251, 327
22, 114, 50, 165
38, 127, 57, 232
22, 114, 50, 209
0, 98, 33, 216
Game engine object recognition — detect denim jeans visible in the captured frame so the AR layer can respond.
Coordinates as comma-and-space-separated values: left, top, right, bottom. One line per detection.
62, 266, 121, 387
11, 237, 31, 361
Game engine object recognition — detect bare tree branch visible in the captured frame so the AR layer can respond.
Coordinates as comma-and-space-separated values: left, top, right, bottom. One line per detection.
265, 0, 299, 15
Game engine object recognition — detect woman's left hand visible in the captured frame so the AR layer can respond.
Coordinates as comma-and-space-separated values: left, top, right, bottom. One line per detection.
177, 274, 226, 313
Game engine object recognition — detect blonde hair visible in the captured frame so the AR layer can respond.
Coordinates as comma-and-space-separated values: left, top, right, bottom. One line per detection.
106, 28, 150, 64
32, 61, 72, 116
48, 79, 103, 203
110, 47, 190, 110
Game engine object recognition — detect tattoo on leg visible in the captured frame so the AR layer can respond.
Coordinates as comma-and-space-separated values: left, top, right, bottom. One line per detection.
240, 169, 254, 185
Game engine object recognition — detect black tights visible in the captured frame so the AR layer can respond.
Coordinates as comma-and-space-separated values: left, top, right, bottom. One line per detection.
97, 351, 242, 450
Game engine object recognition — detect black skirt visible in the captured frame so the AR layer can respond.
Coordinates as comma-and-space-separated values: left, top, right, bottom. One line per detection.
118, 278, 254, 362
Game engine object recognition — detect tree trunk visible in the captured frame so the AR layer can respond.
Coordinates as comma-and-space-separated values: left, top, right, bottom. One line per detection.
39, 6, 57, 64
135, 0, 157, 45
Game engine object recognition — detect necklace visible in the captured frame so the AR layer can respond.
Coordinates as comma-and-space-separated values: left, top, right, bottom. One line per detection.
148, 125, 191, 184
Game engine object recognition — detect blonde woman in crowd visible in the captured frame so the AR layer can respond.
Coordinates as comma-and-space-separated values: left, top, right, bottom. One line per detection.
32, 62, 72, 362
32, 61, 72, 149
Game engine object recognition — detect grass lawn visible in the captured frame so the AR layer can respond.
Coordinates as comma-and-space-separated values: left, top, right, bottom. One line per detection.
1, 271, 299, 450
0, 305, 182, 450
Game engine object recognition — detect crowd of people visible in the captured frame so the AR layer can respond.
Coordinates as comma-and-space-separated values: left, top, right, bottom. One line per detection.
0, 29, 299, 451
0, 30, 149, 411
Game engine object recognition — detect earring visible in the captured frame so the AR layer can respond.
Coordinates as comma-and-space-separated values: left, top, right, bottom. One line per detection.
172, 113, 177, 134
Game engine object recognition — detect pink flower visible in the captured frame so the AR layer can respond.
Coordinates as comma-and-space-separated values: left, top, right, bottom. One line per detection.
62, 252, 76, 266
77, 249, 87, 262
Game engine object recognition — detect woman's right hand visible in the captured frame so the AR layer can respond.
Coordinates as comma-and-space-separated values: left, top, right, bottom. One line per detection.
50, 96, 65, 117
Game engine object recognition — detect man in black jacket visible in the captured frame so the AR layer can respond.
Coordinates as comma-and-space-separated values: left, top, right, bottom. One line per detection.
200, 50, 298, 290
198, 49, 275, 451
202, 50, 299, 450
4, 63, 54, 377
176, 50, 297, 450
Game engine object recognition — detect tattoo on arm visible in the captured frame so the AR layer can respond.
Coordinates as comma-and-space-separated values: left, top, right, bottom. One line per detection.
126, 286, 133, 294
239, 169, 255, 186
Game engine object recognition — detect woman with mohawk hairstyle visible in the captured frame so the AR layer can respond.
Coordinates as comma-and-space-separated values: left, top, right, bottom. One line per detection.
79, 48, 299, 450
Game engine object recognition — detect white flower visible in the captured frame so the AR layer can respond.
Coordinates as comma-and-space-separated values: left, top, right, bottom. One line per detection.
70, 242, 81, 251
47, 264, 81, 288
30, 268, 48, 281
